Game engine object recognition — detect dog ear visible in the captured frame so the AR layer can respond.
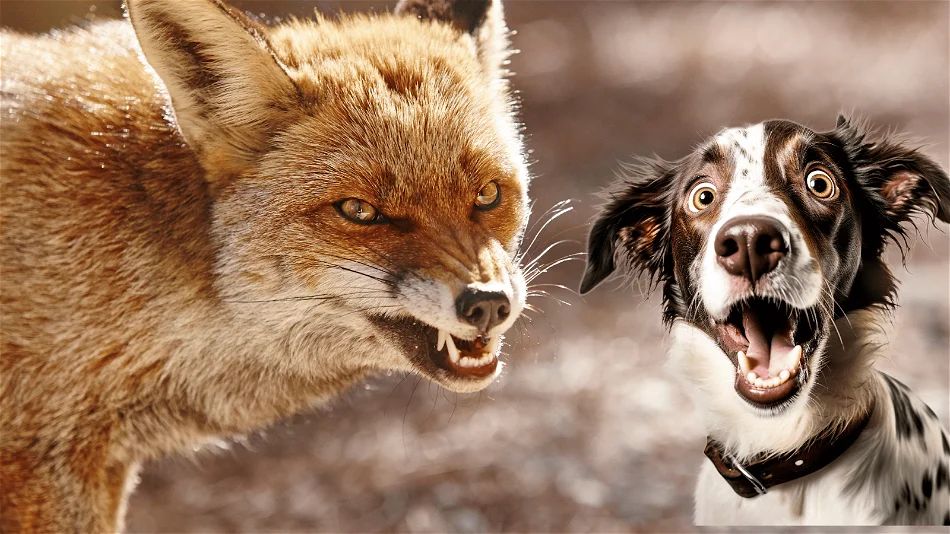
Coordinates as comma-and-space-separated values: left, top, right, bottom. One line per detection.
579, 160, 673, 294
835, 115, 950, 230
395, 0, 510, 81
126, 0, 300, 186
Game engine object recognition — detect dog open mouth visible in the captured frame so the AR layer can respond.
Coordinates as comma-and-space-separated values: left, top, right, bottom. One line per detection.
716, 297, 817, 408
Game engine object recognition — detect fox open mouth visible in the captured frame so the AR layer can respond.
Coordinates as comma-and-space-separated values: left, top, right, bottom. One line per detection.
368, 315, 501, 385
433, 329, 500, 378
715, 297, 818, 408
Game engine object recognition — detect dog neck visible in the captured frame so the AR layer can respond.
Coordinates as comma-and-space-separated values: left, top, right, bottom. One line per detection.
669, 308, 885, 460
704, 398, 875, 498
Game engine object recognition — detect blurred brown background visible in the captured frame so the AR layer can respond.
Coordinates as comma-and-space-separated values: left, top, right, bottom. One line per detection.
3, 1, 948, 532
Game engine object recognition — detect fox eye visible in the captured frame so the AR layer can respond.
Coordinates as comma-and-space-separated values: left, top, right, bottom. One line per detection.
806, 169, 838, 200
336, 198, 384, 224
688, 182, 717, 213
475, 181, 501, 210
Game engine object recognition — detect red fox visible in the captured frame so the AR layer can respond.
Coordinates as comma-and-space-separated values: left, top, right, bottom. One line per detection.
0, 0, 530, 529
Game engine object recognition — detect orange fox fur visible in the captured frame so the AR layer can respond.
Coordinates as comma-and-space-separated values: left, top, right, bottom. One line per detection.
0, 0, 531, 529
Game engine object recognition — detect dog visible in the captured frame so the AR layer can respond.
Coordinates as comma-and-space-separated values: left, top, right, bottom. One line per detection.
581, 116, 950, 525
0, 0, 531, 529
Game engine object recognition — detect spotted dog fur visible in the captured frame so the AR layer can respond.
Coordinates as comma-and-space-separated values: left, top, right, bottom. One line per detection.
582, 116, 950, 525
879, 375, 950, 524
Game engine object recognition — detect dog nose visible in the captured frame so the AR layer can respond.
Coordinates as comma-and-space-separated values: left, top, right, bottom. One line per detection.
456, 289, 511, 333
715, 216, 788, 282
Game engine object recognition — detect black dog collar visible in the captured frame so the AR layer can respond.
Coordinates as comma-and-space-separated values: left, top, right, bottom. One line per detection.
704, 402, 875, 498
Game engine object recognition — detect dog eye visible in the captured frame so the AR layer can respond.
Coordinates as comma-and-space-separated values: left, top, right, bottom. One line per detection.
688, 182, 717, 213
336, 198, 383, 224
806, 169, 837, 200
475, 181, 501, 210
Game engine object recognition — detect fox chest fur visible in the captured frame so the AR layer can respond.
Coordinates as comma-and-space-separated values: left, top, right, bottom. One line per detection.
0, 0, 530, 530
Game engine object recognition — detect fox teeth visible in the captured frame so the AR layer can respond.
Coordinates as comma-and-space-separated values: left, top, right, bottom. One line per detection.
443, 333, 460, 364
437, 329, 447, 352
458, 353, 494, 368
437, 330, 500, 368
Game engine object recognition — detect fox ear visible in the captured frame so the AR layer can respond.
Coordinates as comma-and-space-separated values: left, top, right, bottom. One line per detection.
835, 115, 950, 231
579, 160, 673, 294
126, 0, 299, 183
395, 0, 510, 80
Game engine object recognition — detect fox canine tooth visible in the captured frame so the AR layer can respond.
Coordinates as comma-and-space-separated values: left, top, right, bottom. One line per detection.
779, 369, 791, 382
444, 334, 460, 363
437, 329, 447, 352
746, 372, 757, 383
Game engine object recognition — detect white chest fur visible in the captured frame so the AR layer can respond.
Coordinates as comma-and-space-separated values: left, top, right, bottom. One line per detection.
694, 436, 881, 525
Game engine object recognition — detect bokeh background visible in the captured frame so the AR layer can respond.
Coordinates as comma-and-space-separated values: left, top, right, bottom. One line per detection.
2, 1, 948, 531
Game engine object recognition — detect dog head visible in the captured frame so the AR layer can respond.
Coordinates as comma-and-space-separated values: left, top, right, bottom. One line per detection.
581, 116, 949, 418
127, 0, 529, 392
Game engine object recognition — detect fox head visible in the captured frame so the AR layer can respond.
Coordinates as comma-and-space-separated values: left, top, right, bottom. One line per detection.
126, 0, 530, 392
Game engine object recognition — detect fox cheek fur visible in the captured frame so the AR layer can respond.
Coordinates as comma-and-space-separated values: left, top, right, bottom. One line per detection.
1, 0, 529, 530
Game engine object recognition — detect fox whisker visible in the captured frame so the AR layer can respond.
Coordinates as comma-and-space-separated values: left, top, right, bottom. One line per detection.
522, 198, 572, 242
517, 200, 575, 265
524, 253, 585, 284
520, 239, 580, 272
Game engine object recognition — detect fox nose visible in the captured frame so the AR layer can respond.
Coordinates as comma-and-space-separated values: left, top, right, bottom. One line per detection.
456, 289, 511, 333
715, 216, 788, 282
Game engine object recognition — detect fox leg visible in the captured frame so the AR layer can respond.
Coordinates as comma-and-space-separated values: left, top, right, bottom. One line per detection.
1, 444, 136, 532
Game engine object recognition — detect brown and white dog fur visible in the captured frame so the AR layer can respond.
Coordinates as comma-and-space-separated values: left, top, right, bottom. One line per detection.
0, 0, 531, 530
582, 117, 950, 525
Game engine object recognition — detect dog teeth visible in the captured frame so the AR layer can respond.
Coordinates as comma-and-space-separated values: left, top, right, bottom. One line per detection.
789, 345, 803, 372
738, 351, 751, 373
738, 345, 805, 389
742, 366, 796, 389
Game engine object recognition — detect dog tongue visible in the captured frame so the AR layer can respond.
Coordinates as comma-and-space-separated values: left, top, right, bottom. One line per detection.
741, 304, 796, 379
